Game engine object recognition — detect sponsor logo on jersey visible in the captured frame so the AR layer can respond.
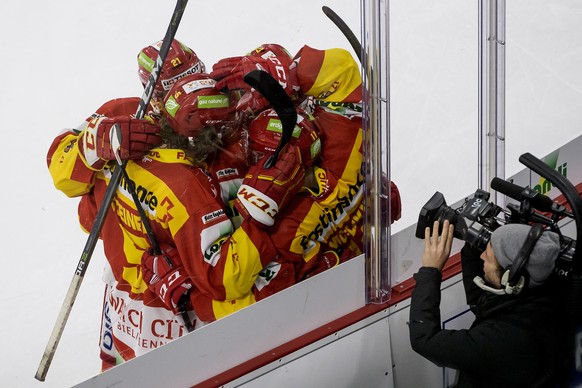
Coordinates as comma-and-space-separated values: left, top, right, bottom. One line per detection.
299, 170, 365, 251
216, 168, 239, 178
63, 138, 77, 153
101, 290, 114, 352
255, 261, 281, 291
106, 287, 190, 357
316, 99, 363, 114
118, 172, 158, 212
316, 81, 341, 100
204, 236, 228, 266
202, 209, 226, 224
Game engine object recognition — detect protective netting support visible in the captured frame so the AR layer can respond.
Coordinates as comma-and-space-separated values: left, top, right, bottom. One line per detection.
361, 0, 392, 304
479, 0, 506, 203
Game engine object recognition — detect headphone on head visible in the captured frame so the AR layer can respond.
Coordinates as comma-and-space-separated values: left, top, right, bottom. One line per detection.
500, 223, 545, 294
474, 223, 544, 295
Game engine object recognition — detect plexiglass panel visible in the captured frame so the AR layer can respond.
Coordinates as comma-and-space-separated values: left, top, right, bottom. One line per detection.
504, 1, 582, 176
389, 0, 479, 232
388, 0, 479, 286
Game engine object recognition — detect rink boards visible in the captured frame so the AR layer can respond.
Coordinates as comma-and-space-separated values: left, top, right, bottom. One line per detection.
75, 134, 582, 387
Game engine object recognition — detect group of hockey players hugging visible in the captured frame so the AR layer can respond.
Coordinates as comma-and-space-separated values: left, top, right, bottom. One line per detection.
47, 39, 401, 369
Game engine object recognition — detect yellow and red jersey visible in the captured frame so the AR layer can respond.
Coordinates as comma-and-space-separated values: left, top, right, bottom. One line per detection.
254, 113, 365, 298
249, 46, 367, 300
171, 46, 368, 311
47, 97, 273, 365
252, 45, 401, 298
294, 45, 362, 104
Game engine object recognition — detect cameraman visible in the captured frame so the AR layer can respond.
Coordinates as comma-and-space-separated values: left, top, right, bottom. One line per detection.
409, 220, 569, 387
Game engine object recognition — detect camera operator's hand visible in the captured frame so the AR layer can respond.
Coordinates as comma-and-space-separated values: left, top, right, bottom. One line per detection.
422, 220, 454, 271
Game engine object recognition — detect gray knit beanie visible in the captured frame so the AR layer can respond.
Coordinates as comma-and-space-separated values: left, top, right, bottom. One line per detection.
490, 224, 560, 288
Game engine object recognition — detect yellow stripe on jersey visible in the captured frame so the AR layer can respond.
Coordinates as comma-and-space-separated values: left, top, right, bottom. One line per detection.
306, 48, 362, 102
212, 293, 256, 320
342, 127, 363, 181
123, 266, 148, 294
221, 227, 266, 300
48, 133, 95, 197
145, 147, 195, 165
304, 167, 329, 198
120, 229, 149, 294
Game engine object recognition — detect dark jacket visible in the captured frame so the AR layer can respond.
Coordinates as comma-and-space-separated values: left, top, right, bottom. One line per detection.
409, 244, 569, 387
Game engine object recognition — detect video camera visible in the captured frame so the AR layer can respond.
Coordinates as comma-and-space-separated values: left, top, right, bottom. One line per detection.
416, 184, 575, 280
415, 154, 581, 283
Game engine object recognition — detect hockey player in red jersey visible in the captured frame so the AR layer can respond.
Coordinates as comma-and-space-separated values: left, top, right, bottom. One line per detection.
162, 72, 249, 228
47, 39, 305, 370
210, 43, 401, 294
135, 42, 403, 323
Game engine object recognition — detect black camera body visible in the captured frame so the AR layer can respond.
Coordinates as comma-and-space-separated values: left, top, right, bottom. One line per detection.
415, 189, 502, 252
415, 187, 577, 281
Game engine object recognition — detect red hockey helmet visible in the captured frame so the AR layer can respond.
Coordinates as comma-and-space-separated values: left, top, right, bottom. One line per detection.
164, 73, 236, 138
248, 43, 294, 68
137, 39, 206, 97
248, 108, 321, 166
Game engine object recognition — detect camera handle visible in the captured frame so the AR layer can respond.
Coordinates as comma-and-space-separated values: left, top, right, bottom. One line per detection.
519, 152, 582, 318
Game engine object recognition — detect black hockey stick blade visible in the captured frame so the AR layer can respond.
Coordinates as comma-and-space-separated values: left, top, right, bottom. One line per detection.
243, 69, 297, 169
322, 6, 363, 64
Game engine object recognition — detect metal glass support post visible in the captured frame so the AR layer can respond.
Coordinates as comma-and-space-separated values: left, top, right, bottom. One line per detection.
361, 0, 392, 304
478, 0, 506, 203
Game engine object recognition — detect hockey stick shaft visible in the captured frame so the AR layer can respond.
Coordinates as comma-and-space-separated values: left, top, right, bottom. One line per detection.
118, 166, 194, 332
322, 6, 363, 64
35, 0, 189, 381
243, 70, 297, 169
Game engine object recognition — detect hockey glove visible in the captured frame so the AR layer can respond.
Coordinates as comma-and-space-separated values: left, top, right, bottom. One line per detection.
384, 178, 402, 224
79, 115, 162, 169
210, 55, 297, 113
141, 244, 192, 313
235, 144, 305, 227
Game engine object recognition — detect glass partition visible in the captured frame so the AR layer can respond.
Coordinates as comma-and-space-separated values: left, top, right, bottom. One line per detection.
388, 0, 479, 286
389, 0, 480, 229
504, 0, 582, 176
362, 0, 392, 303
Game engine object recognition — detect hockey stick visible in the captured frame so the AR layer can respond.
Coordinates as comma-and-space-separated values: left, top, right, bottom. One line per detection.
243, 70, 297, 169
322, 6, 363, 64
110, 128, 162, 255
35, 0, 189, 381
113, 147, 195, 333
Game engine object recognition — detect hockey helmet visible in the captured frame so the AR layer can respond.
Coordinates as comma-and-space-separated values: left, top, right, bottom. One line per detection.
164, 73, 236, 138
248, 108, 321, 166
138, 39, 206, 97
248, 43, 294, 68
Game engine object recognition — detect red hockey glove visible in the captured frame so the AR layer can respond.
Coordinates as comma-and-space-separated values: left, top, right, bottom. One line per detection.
235, 144, 305, 227
79, 115, 162, 169
384, 178, 402, 224
210, 55, 297, 113
141, 244, 192, 313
